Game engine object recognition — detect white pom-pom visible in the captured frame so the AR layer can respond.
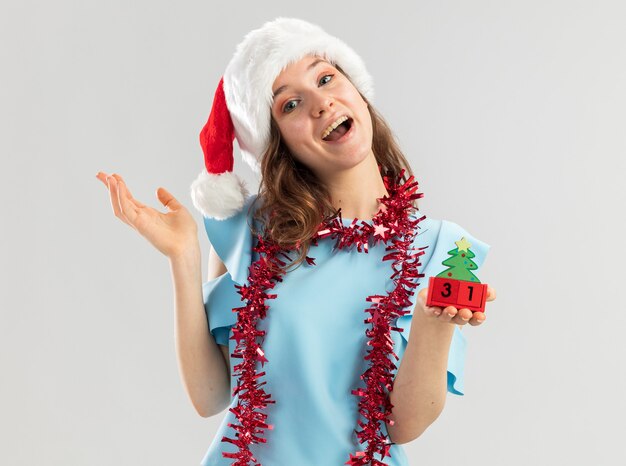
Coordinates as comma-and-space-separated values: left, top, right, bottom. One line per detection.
190, 170, 249, 220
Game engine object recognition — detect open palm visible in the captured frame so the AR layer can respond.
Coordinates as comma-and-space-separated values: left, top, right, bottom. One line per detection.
97, 172, 199, 258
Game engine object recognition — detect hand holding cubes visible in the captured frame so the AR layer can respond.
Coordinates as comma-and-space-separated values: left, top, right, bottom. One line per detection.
426, 276, 488, 313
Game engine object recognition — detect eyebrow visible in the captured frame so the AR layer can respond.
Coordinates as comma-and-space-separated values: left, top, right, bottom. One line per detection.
272, 58, 327, 102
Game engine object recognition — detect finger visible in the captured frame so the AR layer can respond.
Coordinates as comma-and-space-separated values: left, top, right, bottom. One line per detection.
416, 287, 428, 306
452, 308, 472, 325
486, 286, 496, 302
156, 187, 181, 212
423, 304, 442, 318
96, 171, 109, 186
469, 311, 486, 326
417, 288, 438, 318
114, 176, 139, 225
111, 174, 147, 209
418, 288, 446, 319
105, 176, 130, 226
438, 305, 457, 322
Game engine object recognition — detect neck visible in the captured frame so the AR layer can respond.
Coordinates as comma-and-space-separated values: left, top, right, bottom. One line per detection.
322, 152, 389, 220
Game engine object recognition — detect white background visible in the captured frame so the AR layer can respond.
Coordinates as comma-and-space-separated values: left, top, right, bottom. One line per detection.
2, 1, 625, 464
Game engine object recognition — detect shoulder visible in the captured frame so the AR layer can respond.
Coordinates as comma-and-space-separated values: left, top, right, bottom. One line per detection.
202, 193, 260, 285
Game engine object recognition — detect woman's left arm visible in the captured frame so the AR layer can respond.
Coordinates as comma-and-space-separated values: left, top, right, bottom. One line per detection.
386, 286, 496, 444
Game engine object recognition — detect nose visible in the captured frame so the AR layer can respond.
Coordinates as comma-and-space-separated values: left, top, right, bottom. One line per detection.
311, 94, 334, 116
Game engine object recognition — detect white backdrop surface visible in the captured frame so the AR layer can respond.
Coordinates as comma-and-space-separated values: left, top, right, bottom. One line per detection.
1, 1, 625, 465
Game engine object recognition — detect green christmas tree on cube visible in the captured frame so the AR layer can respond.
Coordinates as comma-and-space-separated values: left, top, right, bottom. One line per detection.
435, 237, 481, 283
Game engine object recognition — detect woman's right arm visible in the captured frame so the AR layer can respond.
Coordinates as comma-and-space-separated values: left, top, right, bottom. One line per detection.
97, 172, 231, 418
170, 245, 231, 418
207, 246, 231, 378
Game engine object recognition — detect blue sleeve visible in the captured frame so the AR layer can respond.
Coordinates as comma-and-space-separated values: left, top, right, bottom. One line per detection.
201, 194, 257, 346
202, 275, 243, 346
396, 215, 491, 396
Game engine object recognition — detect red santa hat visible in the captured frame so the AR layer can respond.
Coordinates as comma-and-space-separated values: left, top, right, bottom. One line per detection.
190, 17, 375, 220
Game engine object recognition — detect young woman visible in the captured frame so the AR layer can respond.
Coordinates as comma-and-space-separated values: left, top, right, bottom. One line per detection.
97, 18, 495, 466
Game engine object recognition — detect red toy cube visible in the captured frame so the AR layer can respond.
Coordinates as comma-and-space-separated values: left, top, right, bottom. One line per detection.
426, 276, 488, 313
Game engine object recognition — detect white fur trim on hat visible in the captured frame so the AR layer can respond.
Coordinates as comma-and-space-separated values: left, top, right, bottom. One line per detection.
190, 170, 249, 221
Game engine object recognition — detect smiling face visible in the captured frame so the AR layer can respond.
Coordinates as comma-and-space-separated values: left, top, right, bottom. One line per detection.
270, 55, 374, 181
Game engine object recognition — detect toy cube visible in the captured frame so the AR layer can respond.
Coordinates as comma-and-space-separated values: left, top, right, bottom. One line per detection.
426, 276, 488, 313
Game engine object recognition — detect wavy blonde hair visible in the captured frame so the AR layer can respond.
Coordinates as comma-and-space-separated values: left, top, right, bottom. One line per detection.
249, 70, 417, 272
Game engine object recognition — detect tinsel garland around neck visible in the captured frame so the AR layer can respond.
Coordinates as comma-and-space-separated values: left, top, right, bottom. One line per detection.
222, 169, 426, 466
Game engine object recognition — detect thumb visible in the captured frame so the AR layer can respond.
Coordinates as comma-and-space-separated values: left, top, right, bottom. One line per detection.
416, 287, 429, 309
156, 187, 181, 212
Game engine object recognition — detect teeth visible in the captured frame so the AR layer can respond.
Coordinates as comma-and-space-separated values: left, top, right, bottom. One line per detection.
322, 115, 349, 140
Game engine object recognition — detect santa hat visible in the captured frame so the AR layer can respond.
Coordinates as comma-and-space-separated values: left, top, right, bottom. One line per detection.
190, 17, 375, 220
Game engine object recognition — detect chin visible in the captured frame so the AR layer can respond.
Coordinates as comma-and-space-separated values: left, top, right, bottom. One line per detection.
331, 147, 372, 170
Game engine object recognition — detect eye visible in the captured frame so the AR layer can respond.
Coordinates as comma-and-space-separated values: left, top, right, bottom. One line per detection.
319, 74, 333, 85
282, 99, 299, 113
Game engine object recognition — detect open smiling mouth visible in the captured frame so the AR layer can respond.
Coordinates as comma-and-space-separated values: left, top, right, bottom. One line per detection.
322, 117, 354, 142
